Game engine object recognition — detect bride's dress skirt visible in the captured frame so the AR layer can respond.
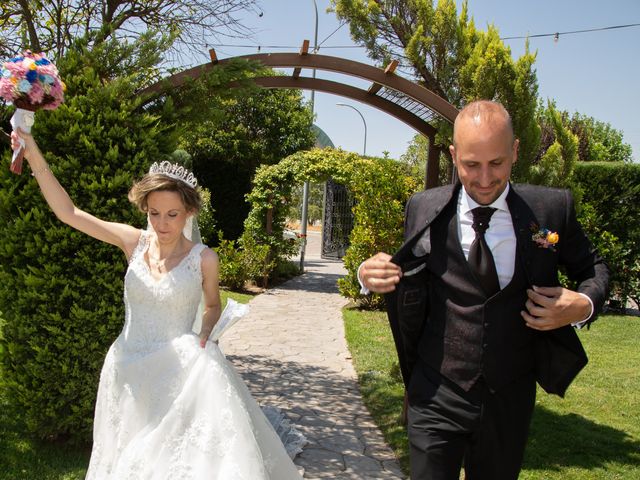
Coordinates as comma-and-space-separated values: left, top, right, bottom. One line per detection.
85, 234, 303, 479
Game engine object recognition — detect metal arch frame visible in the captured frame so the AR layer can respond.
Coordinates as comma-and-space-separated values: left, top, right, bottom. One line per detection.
140, 48, 459, 187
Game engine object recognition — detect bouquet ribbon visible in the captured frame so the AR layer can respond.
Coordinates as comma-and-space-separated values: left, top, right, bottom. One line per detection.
9, 107, 35, 175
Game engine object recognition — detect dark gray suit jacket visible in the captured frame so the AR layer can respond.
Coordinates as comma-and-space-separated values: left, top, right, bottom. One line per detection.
385, 182, 609, 397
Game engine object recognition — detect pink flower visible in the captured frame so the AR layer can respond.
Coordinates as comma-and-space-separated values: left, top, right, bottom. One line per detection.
6, 62, 28, 78
27, 81, 44, 103
0, 79, 17, 101
38, 65, 56, 76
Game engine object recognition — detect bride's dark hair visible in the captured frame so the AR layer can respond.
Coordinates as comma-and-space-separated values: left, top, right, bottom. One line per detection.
128, 173, 202, 213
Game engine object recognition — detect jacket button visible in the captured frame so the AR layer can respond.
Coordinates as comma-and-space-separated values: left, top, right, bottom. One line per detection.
483, 343, 488, 348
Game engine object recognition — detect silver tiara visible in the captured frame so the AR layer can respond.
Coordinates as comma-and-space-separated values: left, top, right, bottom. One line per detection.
148, 161, 198, 188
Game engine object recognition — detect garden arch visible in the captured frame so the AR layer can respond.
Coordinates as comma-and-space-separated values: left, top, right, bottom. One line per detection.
243, 147, 417, 294
141, 44, 458, 188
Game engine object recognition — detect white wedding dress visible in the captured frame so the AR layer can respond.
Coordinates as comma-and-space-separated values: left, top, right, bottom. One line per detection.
86, 231, 304, 479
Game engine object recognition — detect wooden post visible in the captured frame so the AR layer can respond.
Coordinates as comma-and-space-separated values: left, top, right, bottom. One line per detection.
426, 133, 441, 189
263, 205, 273, 288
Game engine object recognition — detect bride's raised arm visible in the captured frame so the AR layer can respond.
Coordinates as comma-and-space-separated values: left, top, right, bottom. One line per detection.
11, 129, 141, 256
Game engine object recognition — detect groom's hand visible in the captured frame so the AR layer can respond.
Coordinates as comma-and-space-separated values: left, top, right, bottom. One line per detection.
522, 285, 592, 330
359, 252, 402, 293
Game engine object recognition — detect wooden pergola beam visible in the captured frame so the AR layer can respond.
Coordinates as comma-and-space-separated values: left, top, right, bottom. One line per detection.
293, 40, 310, 78
233, 75, 438, 138
140, 53, 458, 123
209, 48, 218, 64
368, 59, 399, 95
139, 51, 459, 186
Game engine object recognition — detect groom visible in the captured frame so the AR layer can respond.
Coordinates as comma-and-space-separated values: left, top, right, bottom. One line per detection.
359, 100, 609, 479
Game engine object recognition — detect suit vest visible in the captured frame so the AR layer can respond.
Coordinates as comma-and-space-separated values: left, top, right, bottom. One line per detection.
419, 200, 536, 391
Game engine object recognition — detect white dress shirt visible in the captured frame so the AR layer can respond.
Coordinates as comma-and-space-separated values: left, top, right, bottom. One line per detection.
459, 184, 515, 290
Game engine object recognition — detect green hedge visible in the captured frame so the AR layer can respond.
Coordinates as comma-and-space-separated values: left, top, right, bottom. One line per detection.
0, 39, 176, 443
574, 162, 640, 306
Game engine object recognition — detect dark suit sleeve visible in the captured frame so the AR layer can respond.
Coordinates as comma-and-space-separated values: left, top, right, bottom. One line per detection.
403, 193, 418, 241
385, 191, 430, 387
559, 190, 610, 323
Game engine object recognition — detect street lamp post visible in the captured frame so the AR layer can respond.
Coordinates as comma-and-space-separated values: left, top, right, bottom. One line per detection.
336, 103, 367, 156
299, 0, 319, 271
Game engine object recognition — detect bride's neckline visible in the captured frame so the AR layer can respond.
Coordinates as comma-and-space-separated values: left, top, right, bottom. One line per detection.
141, 236, 199, 282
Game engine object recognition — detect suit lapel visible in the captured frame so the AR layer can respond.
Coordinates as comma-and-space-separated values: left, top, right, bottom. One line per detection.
423, 183, 460, 228
507, 185, 538, 284
392, 184, 459, 265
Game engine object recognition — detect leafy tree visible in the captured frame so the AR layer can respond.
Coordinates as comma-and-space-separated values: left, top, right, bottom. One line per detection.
180, 86, 315, 241
0, 35, 177, 443
288, 183, 325, 227
458, 29, 540, 181
571, 115, 633, 162
574, 162, 640, 307
399, 133, 452, 186
530, 102, 579, 191
537, 105, 633, 163
331, 0, 541, 181
0, 0, 257, 61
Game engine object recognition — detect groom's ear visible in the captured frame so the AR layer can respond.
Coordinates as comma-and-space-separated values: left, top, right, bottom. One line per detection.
512, 138, 520, 164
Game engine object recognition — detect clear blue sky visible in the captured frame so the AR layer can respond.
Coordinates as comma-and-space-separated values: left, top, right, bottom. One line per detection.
187, 0, 640, 162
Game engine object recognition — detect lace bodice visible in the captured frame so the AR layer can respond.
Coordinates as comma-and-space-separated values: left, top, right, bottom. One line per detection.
121, 231, 206, 347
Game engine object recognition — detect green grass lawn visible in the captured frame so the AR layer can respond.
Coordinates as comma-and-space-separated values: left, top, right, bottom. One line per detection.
343, 308, 640, 479
0, 290, 252, 480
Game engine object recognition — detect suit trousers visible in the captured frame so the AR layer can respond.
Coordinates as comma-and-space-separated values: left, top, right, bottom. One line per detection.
407, 362, 536, 480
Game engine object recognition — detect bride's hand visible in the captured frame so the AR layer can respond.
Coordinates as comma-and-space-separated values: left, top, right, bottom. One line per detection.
10, 128, 38, 159
198, 328, 216, 348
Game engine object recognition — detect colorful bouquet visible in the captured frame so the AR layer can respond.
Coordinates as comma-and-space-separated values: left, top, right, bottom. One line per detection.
0, 51, 65, 174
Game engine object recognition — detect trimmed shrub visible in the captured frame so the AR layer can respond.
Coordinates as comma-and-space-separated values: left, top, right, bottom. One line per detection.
574, 162, 640, 306
214, 232, 273, 290
0, 38, 176, 443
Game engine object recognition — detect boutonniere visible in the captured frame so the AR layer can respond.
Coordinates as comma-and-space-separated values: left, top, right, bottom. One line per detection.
530, 223, 559, 251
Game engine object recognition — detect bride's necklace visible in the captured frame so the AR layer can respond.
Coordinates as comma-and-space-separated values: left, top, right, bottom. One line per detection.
148, 243, 188, 273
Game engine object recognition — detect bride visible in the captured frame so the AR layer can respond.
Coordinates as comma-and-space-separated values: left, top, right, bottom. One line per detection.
11, 129, 304, 479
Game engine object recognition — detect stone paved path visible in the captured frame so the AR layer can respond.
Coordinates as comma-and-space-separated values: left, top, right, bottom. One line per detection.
219, 231, 406, 479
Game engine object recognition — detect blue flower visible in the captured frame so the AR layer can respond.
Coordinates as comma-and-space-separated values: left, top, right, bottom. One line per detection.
26, 69, 38, 82
39, 74, 54, 85
17, 79, 32, 93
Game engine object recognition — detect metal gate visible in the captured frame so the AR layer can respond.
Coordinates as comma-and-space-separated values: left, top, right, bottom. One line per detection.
321, 178, 355, 259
